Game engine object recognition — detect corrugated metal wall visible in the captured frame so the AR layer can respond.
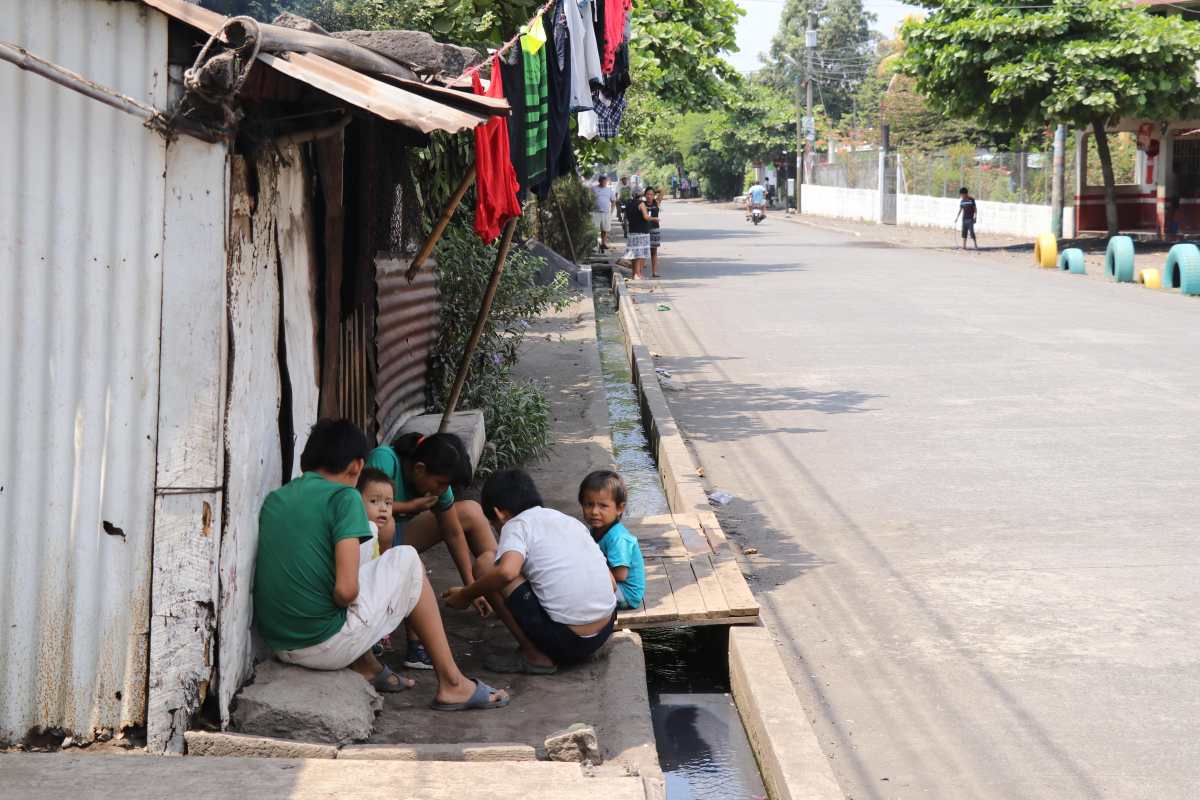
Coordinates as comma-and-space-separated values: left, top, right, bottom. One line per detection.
375, 258, 440, 440
0, 0, 169, 740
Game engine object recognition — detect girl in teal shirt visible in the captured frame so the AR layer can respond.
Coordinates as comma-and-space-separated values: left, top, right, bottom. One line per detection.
366, 433, 497, 666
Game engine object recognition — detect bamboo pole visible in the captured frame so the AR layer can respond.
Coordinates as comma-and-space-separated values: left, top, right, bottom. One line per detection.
439, 216, 518, 433
406, 166, 476, 282
556, 202, 578, 263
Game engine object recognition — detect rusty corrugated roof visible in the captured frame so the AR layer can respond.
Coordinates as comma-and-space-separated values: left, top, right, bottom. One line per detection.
139, 0, 506, 134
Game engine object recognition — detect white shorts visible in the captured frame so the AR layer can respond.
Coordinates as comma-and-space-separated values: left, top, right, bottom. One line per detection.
592, 211, 612, 233
276, 545, 424, 670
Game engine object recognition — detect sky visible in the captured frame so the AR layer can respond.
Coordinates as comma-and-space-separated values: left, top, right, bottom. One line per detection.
727, 0, 922, 73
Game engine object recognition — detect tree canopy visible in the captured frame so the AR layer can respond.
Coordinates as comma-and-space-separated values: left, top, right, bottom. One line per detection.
901, 0, 1200, 131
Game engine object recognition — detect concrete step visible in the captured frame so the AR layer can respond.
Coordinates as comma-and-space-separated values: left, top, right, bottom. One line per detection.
2, 754, 650, 800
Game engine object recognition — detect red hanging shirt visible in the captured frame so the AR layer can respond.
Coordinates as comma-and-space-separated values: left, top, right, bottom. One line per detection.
602, 0, 631, 74
473, 55, 523, 243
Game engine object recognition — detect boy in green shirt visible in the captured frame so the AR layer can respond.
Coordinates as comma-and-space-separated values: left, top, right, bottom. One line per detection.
253, 419, 509, 711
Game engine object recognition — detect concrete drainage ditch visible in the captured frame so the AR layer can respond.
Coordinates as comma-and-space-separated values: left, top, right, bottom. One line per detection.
592, 273, 770, 800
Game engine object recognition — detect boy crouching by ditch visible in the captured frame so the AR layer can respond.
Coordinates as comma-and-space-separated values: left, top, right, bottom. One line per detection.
442, 470, 617, 675
253, 418, 509, 711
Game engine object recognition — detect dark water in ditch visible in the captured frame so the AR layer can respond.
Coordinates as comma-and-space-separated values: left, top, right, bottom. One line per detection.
592, 275, 768, 800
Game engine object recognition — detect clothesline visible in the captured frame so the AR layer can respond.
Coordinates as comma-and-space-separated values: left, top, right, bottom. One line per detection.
460, 0, 558, 79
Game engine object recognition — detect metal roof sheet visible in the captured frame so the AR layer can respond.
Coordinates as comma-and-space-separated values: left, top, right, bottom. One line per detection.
139, 0, 505, 134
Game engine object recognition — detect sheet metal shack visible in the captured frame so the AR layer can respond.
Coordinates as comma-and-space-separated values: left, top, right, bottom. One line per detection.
0, 0, 504, 753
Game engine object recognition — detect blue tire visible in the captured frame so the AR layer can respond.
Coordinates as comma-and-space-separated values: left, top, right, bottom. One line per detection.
1105, 236, 1135, 282
1164, 243, 1200, 295
1057, 248, 1085, 274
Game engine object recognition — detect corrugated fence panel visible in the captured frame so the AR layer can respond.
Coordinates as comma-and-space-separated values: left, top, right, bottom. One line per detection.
375, 257, 440, 441
0, 1, 169, 741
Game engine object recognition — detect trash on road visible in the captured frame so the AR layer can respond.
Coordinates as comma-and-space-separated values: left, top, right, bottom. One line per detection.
708, 490, 734, 506
656, 303, 672, 311
655, 367, 672, 378
743, 547, 759, 555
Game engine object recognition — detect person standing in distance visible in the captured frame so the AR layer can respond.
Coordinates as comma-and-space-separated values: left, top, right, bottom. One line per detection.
591, 175, 616, 253
955, 187, 979, 250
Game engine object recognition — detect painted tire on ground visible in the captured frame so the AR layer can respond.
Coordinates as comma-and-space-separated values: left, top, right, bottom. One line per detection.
1034, 233, 1058, 268
1164, 243, 1200, 295
1105, 236, 1135, 282
1138, 268, 1161, 289
1057, 248, 1085, 274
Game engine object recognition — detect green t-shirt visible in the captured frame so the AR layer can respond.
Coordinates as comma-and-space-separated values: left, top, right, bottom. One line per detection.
253, 472, 371, 652
365, 445, 454, 520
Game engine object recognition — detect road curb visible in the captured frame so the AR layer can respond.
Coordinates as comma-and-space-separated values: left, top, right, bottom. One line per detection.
611, 277, 844, 800
729, 626, 843, 800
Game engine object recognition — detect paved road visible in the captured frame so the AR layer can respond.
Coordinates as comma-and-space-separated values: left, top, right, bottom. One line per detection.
634, 203, 1200, 800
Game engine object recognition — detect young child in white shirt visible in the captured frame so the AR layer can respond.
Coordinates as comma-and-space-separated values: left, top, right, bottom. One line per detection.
442, 470, 617, 674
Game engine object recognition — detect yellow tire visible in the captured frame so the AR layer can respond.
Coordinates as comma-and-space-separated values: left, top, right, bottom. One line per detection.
1034, 233, 1058, 268
1139, 268, 1162, 289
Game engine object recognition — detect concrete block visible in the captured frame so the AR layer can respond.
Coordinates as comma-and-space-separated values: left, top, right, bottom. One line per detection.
399, 410, 486, 472
544, 723, 602, 764
729, 626, 843, 800
184, 730, 337, 759
338, 743, 537, 761
231, 661, 381, 745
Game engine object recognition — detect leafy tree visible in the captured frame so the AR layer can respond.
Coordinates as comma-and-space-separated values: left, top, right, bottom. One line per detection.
766, 0, 878, 122
901, 0, 1200, 234
621, 79, 798, 199
631, 0, 744, 111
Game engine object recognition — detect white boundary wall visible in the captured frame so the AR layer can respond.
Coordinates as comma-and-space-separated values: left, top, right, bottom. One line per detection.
799, 184, 1076, 238
799, 184, 879, 223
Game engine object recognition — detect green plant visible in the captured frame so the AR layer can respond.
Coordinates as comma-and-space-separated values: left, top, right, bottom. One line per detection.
429, 221, 573, 474
475, 378, 552, 476
533, 176, 598, 263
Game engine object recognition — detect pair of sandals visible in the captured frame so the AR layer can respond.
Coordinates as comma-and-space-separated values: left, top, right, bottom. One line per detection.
371, 666, 509, 711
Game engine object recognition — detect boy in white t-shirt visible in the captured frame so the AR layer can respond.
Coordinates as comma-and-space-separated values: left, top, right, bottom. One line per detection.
443, 470, 617, 675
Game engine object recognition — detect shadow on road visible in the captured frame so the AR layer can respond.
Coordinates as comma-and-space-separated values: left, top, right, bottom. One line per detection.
658, 354, 883, 444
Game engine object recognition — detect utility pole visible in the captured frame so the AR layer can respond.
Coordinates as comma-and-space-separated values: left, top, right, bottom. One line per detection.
1051, 124, 1066, 237
799, 9, 816, 212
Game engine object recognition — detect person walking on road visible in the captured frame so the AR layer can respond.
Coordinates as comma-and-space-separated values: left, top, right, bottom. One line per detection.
955, 187, 979, 250
623, 187, 654, 280
648, 188, 662, 278
591, 175, 616, 252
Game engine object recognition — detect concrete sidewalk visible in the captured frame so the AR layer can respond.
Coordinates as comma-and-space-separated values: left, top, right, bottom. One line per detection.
367, 297, 658, 783
0, 753, 646, 800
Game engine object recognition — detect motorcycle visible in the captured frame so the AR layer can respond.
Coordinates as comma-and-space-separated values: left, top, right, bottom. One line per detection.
750, 206, 765, 226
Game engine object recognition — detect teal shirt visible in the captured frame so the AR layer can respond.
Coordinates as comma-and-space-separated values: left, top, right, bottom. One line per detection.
365, 445, 454, 519
596, 522, 645, 609
253, 472, 372, 652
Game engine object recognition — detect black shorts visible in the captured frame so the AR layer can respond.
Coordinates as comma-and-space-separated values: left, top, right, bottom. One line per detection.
962, 218, 976, 237
505, 582, 615, 666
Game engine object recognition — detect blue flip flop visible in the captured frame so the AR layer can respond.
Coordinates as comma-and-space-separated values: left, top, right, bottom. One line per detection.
430, 678, 510, 711
371, 665, 414, 693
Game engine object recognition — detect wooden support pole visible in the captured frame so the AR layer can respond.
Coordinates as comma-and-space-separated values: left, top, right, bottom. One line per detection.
439, 216, 518, 433
406, 166, 476, 282
556, 202, 578, 264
